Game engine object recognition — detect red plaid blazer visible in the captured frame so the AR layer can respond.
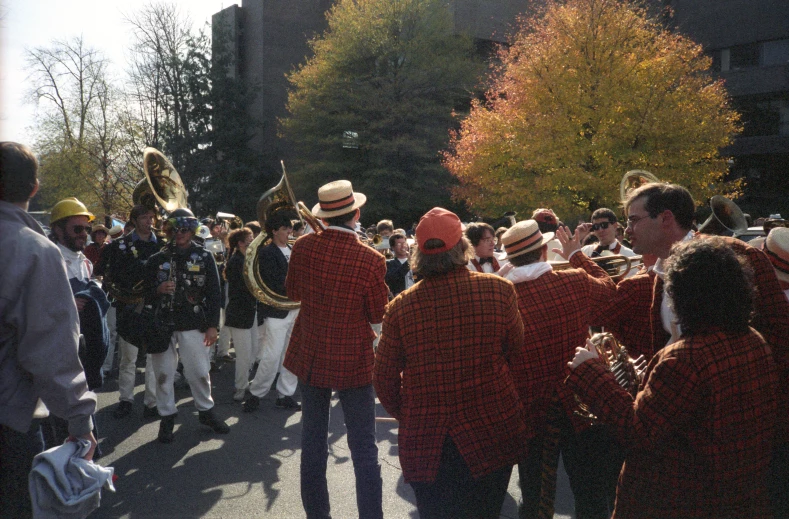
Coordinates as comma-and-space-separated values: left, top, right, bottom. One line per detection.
374, 267, 530, 482
284, 228, 389, 389
599, 235, 789, 439
512, 253, 616, 433
567, 329, 779, 518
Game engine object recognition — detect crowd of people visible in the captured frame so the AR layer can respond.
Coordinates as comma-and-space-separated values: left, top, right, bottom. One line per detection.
3, 139, 789, 519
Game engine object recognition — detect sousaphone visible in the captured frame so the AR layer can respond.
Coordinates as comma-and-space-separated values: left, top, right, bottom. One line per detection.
619, 169, 660, 202
697, 195, 748, 237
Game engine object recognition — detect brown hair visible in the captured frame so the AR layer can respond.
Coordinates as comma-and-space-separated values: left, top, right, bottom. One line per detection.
0, 142, 38, 203
624, 183, 695, 231
411, 236, 472, 278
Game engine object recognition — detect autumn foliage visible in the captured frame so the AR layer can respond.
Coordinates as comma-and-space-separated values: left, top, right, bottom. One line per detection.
444, 0, 741, 219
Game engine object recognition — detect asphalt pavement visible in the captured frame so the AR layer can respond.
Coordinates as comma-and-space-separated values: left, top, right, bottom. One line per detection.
89, 355, 576, 518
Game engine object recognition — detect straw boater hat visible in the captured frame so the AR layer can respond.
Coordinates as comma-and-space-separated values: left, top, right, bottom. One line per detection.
763, 227, 789, 283
108, 224, 124, 239
312, 180, 367, 219
501, 220, 555, 259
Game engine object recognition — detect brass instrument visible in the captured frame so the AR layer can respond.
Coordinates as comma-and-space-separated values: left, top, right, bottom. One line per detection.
550, 254, 643, 282
574, 332, 647, 422
216, 211, 245, 231
109, 148, 188, 303
697, 195, 748, 238
619, 169, 660, 202
244, 162, 311, 310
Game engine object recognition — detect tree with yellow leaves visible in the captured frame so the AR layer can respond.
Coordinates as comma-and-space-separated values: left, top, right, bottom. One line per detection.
444, 0, 740, 219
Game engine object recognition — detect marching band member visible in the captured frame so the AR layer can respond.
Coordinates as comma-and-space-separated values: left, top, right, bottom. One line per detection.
284, 180, 388, 519
145, 208, 229, 443
598, 182, 789, 516
500, 220, 618, 519
465, 222, 512, 276
568, 237, 779, 519
375, 207, 531, 519
104, 204, 160, 419
84, 224, 109, 266
384, 232, 411, 298
532, 208, 563, 261
243, 212, 301, 412
221, 227, 258, 402
579, 208, 636, 259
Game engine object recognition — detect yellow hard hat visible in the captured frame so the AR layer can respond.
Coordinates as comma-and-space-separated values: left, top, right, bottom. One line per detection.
50, 197, 95, 224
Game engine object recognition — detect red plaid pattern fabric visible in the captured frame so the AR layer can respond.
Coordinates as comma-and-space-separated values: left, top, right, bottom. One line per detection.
512, 253, 616, 434
374, 267, 531, 482
566, 329, 779, 518
284, 228, 389, 389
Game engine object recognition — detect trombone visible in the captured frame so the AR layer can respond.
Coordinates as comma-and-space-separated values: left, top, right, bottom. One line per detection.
550, 254, 644, 282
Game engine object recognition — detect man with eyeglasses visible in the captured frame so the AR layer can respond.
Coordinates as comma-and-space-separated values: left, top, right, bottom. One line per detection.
465, 222, 512, 276
597, 182, 789, 517
103, 204, 160, 419
145, 208, 229, 443
47, 198, 110, 448
578, 208, 635, 259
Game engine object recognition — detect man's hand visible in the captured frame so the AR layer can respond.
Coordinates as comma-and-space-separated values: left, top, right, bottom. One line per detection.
204, 327, 218, 347
157, 281, 175, 295
568, 339, 600, 369
68, 431, 98, 461
74, 296, 88, 313
551, 225, 584, 260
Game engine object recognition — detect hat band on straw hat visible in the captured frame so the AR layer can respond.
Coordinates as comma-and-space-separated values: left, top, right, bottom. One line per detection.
319, 193, 356, 213
764, 243, 789, 275
505, 229, 543, 256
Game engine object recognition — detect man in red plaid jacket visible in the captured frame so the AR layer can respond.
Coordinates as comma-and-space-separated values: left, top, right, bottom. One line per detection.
599, 182, 789, 515
500, 220, 618, 519
284, 180, 388, 519
568, 237, 779, 518
375, 207, 531, 519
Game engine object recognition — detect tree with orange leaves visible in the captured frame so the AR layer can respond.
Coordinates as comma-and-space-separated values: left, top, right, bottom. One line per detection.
444, 0, 741, 219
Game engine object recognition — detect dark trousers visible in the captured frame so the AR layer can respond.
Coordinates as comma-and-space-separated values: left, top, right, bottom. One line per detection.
559, 416, 622, 519
0, 422, 45, 519
411, 436, 513, 519
770, 441, 789, 519
299, 381, 382, 519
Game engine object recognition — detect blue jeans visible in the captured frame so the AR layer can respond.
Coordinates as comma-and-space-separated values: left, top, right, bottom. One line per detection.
299, 381, 382, 519
0, 422, 45, 519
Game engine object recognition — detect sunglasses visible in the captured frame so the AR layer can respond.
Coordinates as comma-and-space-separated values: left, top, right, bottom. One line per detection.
175, 227, 193, 234
591, 221, 614, 231
70, 225, 92, 234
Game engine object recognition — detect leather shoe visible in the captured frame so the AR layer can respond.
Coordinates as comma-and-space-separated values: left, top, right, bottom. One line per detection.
242, 395, 260, 413
276, 396, 302, 411
158, 415, 175, 443
143, 406, 160, 419
198, 410, 230, 434
113, 400, 133, 419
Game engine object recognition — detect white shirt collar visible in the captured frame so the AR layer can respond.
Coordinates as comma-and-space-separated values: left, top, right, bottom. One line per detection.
653, 231, 695, 279
505, 261, 553, 283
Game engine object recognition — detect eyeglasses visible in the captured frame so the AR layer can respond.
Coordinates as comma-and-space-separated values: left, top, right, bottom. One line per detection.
481, 236, 496, 243
626, 214, 653, 228
70, 225, 92, 234
591, 221, 614, 231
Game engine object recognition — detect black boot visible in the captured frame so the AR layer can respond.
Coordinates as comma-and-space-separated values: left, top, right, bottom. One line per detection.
158, 414, 175, 443
243, 395, 260, 413
198, 410, 230, 434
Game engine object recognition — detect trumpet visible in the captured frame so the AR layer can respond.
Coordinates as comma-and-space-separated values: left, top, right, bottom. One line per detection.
550, 254, 643, 281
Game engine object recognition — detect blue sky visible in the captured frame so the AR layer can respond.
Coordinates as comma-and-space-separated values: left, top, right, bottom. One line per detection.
0, 0, 228, 143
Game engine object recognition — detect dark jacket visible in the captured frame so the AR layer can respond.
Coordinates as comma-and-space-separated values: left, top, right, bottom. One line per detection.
385, 257, 410, 297
69, 278, 110, 390
146, 242, 222, 332
224, 250, 258, 329
101, 232, 161, 307
257, 242, 290, 320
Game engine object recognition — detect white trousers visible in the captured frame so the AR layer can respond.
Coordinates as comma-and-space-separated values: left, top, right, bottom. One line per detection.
228, 314, 259, 392
151, 330, 215, 416
118, 335, 157, 408
249, 309, 299, 399
102, 306, 118, 374
216, 308, 231, 357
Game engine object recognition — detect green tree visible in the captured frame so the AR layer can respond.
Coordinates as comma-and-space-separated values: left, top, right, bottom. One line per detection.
25, 36, 136, 219
281, 0, 484, 225
444, 0, 741, 219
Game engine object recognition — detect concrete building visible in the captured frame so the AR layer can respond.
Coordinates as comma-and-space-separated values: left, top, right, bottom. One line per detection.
213, 0, 789, 215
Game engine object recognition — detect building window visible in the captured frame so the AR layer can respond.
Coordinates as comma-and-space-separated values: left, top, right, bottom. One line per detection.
763, 39, 789, 67
738, 96, 789, 137
729, 43, 760, 70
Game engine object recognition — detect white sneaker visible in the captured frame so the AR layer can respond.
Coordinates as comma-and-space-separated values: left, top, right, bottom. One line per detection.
233, 388, 247, 402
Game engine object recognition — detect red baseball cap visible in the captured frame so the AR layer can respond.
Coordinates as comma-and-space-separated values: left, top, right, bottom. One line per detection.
416, 207, 462, 255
